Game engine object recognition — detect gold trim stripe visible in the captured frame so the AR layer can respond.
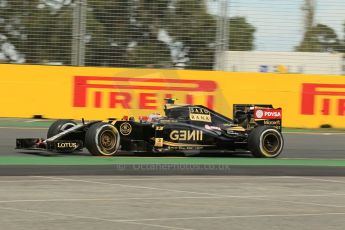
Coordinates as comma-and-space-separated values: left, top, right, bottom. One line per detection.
163, 141, 214, 147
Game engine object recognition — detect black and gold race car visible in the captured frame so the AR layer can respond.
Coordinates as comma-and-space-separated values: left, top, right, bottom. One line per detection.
16, 99, 284, 158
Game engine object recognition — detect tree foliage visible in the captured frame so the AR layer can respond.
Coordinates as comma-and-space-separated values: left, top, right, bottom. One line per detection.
229, 17, 255, 51
0, 0, 74, 64
296, 24, 343, 52
0, 0, 256, 69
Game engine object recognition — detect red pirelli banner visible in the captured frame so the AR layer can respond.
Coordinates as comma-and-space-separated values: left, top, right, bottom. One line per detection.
73, 76, 217, 109
1, 64, 345, 128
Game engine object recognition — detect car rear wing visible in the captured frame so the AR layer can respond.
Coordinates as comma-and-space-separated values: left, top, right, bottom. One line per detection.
233, 104, 282, 132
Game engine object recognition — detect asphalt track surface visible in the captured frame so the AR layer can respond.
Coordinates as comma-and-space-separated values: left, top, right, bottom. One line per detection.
1, 175, 345, 230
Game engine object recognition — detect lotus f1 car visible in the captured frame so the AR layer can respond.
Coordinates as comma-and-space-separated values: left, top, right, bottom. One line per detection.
16, 99, 284, 158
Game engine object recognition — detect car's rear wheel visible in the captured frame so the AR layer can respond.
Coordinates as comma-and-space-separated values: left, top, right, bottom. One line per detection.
47, 120, 77, 138
248, 126, 284, 158
85, 122, 120, 156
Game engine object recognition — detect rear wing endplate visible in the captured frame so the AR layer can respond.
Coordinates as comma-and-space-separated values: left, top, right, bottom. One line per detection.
233, 104, 282, 132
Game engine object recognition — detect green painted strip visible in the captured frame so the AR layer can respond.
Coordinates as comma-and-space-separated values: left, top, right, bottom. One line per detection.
0, 120, 52, 127
283, 128, 345, 133
1, 156, 345, 167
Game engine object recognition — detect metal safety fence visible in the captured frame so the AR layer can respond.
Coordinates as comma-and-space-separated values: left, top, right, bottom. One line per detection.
0, 0, 344, 74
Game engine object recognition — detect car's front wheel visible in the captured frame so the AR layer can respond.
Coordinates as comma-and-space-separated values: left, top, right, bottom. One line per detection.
85, 122, 120, 156
47, 120, 77, 138
248, 126, 284, 158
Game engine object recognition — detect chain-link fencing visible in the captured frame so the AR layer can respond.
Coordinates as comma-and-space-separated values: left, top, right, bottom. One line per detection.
0, 0, 344, 74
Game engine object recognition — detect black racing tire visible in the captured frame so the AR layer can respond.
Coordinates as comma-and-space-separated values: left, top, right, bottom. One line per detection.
248, 126, 284, 158
85, 122, 120, 156
47, 120, 77, 138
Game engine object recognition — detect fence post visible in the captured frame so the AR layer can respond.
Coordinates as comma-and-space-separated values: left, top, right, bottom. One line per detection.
214, 0, 229, 71
72, 0, 87, 66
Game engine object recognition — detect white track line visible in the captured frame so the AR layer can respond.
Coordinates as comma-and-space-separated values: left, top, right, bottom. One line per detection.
0, 197, 240, 203
251, 197, 345, 208
2, 205, 344, 224
2, 192, 345, 204
33, 176, 345, 209
294, 177, 345, 184
104, 212, 345, 222
1, 205, 345, 229
33, 176, 226, 198
0, 206, 193, 230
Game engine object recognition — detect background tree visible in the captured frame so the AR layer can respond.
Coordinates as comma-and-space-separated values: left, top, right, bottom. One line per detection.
86, 0, 132, 66
296, 24, 342, 52
229, 17, 255, 51
0, 0, 256, 69
338, 21, 345, 53
0, 0, 74, 64
166, 0, 217, 69
0, 0, 28, 63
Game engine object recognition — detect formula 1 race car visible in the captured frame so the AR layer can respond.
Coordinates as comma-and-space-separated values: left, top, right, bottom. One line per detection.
16, 99, 284, 158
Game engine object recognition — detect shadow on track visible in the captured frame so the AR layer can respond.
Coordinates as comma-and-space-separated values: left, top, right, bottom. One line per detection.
18, 150, 254, 158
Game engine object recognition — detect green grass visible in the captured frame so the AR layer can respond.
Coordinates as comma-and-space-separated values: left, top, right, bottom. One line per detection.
0, 119, 53, 127
1, 156, 345, 167
284, 128, 345, 133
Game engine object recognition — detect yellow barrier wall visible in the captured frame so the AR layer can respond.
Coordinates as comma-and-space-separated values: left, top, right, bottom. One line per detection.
1, 64, 345, 128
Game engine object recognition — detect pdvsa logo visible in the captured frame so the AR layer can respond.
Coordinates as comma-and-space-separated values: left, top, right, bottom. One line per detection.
255, 109, 264, 118
73, 76, 218, 110
254, 109, 282, 119
265, 111, 281, 117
